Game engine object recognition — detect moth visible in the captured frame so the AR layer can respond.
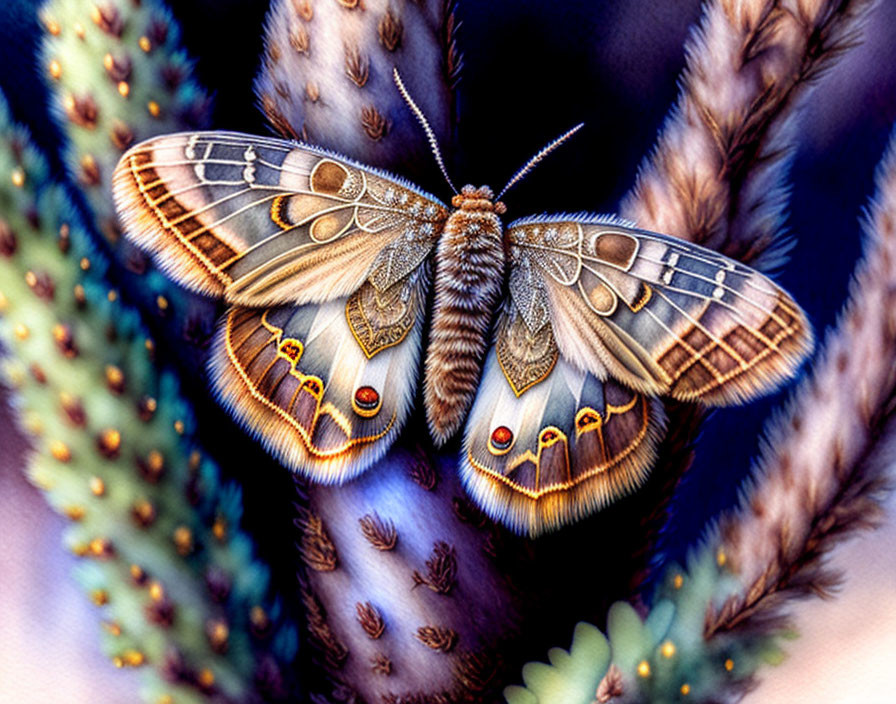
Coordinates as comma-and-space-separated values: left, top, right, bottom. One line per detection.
112, 73, 812, 536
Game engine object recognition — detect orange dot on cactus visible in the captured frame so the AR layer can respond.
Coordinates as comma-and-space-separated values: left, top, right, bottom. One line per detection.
50, 440, 71, 462
89, 476, 106, 496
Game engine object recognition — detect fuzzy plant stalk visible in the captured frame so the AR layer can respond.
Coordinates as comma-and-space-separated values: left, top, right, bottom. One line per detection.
252, 2, 534, 702
0, 94, 299, 704
504, 119, 896, 703
705, 121, 896, 640
41, 0, 217, 370
616, 0, 877, 593
295, 446, 531, 703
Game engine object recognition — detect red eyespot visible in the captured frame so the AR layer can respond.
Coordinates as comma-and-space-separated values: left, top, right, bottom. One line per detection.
302, 379, 321, 395
354, 386, 380, 410
490, 426, 513, 450
279, 339, 303, 363
540, 429, 558, 443
577, 413, 598, 428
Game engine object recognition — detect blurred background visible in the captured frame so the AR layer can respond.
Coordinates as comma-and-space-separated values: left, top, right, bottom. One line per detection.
1, 0, 895, 701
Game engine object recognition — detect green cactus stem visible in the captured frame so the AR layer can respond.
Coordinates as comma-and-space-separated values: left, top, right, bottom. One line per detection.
41, 0, 217, 368
0, 92, 298, 704
505, 544, 785, 704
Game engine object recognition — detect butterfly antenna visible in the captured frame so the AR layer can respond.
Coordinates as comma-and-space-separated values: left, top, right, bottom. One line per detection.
497, 123, 584, 200
393, 68, 458, 195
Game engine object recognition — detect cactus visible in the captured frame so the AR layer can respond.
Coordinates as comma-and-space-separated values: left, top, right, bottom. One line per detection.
255, 0, 460, 181
0, 91, 298, 703
295, 446, 533, 702
505, 544, 786, 704
41, 0, 217, 370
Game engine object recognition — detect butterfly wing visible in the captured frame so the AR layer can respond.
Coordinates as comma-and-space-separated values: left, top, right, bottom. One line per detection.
113, 130, 446, 482
112, 130, 448, 306
504, 215, 813, 404
462, 214, 811, 535
462, 298, 666, 535
211, 266, 429, 483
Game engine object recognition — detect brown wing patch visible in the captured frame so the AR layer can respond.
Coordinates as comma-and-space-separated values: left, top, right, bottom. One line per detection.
593, 231, 638, 269
212, 306, 398, 481
463, 356, 666, 536
658, 291, 809, 403
117, 149, 236, 295
310, 159, 354, 195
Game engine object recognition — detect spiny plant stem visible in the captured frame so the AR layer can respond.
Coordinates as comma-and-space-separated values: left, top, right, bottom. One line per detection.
0, 92, 298, 704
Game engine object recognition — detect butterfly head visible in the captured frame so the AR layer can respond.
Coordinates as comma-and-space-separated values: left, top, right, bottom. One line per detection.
452, 185, 507, 215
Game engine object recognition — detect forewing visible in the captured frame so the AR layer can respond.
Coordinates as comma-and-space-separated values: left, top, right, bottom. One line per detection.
113, 131, 447, 305
462, 301, 666, 536
506, 216, 813, 404
210, 268, 428, 482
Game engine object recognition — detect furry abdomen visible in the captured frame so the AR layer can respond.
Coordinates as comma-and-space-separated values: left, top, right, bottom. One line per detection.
424, 210, 505, 443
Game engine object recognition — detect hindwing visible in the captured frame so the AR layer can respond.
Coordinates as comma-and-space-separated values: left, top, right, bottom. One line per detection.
464, 320, 666, 535
210, 268, 428, 482
113, 131, 448, 306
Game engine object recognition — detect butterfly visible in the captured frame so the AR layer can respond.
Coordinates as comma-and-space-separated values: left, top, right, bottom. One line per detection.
112, 73, 812, 536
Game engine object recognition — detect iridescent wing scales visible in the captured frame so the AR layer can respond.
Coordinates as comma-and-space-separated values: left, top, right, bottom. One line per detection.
113, 131, 448, 306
